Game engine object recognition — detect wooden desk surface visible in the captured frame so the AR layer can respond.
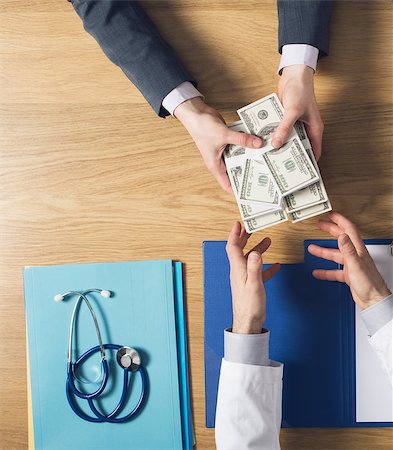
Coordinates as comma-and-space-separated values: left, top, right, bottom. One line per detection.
1, 1, 392, 449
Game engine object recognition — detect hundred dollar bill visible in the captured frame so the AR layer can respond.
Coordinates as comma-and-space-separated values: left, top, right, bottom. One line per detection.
284, 182, 327, 213
302, 138, 319, 172
294, 120, 307, 142
237, 93, 295, 144
240, 203, 280, 221
290, 200, 332, 223
224, 122, 280, 220
237, 95, 320, 195
245, 209, 288, 233
283, 132, 329, 212
259, 137, 320, 196
237, 93, 310, 152
223, 122, 247, 200
226, 155, 280, 220
239, 158, 281, 206
225, 155, 244, 197
224, 121, 247, 158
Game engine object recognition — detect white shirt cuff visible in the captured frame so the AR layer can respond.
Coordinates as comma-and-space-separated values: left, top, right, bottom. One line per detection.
224, 328, 270, 366
161, 81, 203, 116
361, 293, 393, 336
278, 44, 319, 75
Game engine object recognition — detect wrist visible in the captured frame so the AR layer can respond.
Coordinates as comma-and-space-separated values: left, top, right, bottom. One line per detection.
281, 64, 314, 81
174, 96, 208, 123
232, 317, 265, 334
360, 287, 392, 311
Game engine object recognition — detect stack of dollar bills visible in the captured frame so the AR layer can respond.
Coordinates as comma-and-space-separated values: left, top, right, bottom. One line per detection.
224, 93, 332, 233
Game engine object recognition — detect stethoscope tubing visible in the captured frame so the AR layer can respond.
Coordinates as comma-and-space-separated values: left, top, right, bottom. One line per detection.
66, 343, 146, 423
87, 368, 147, 423
67, 359, 109, 400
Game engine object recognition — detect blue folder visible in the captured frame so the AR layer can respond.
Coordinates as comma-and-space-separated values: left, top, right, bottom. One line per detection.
24, 259, 193, 450
204, 239, 392, 428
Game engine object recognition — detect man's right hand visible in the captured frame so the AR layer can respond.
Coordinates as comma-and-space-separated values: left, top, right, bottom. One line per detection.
308, 211, 391, 310
175, 97, 264, 193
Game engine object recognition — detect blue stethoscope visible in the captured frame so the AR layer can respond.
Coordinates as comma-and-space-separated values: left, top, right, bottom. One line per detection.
55, 289, 147, 423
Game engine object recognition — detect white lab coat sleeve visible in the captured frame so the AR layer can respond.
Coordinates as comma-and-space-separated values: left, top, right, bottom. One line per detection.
368, 319, 393, 383
361, 294, 393, 384
215, 359, 283, 450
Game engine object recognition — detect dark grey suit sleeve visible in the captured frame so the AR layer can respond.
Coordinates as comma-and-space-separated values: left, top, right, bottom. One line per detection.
278, 0, 333, 57
70, 1, 197, 117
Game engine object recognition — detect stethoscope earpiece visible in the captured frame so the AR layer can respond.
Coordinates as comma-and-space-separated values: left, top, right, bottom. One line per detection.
54, 294, 64, 302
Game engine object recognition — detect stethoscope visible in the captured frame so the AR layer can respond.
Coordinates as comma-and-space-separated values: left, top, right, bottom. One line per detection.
55, 289, 147, 423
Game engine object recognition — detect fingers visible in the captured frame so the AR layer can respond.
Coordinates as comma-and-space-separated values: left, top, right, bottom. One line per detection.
337, 233, 361, 263
328, 212, 364, 252
226, 222, 249, 274
318, 220, 344, 238
246, 251, 263, 284
307, 244, 344, 265
227, 221, 242, 242
212, 159, 232, 194
239, 227, 249, 250
225, 129, 264, 149
262, 263, 281, 282
271, 108, 299, 148
305, 120, 323, 161
226, 222, 250, 252
245, 237, 271, 258
226, 222, 248, 251
312, 269, 346, 283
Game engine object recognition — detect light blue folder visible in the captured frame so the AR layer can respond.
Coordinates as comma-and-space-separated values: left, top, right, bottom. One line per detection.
24, 259, 192, 450
173, 262, 193, 448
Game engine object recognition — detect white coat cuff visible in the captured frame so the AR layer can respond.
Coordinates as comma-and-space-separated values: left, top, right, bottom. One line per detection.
278, 44, 319, 75
361, 293, 393, 336
220, 358, 283, 384
224, 328, 270, 366
161, 81, 203, 116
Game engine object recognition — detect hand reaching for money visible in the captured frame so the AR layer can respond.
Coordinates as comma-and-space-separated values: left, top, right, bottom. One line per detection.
272, 65, 324, 160
175, 97, 264, 193
226, 222, 280, 333
308, 212, 391, 310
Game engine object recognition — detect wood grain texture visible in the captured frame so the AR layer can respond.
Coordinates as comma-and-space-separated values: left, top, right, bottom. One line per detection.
0, 1, 392, 449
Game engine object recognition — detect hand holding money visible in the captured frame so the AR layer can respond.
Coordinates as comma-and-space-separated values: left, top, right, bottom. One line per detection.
273, 65, 324, 160
175, 97, 264, 193
224, 93, 332, 232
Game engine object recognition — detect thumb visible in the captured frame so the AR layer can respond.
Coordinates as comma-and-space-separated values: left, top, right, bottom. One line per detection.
247, 251, 263, 283
225, 129, 264, 149
272, 109, 299, 148
338, 233, 359, 263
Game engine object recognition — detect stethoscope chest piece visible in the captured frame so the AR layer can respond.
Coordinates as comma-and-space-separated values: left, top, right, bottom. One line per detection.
117, 346, 141, 372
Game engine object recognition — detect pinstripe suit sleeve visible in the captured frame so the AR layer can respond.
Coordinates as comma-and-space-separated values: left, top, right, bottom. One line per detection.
278, 0, 333, 57
70, 1, 197, 117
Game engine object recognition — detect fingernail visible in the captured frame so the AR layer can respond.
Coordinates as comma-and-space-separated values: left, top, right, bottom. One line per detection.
273, 138, 283, 148
253, 137, 263, 147
248, 252, 260, 262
